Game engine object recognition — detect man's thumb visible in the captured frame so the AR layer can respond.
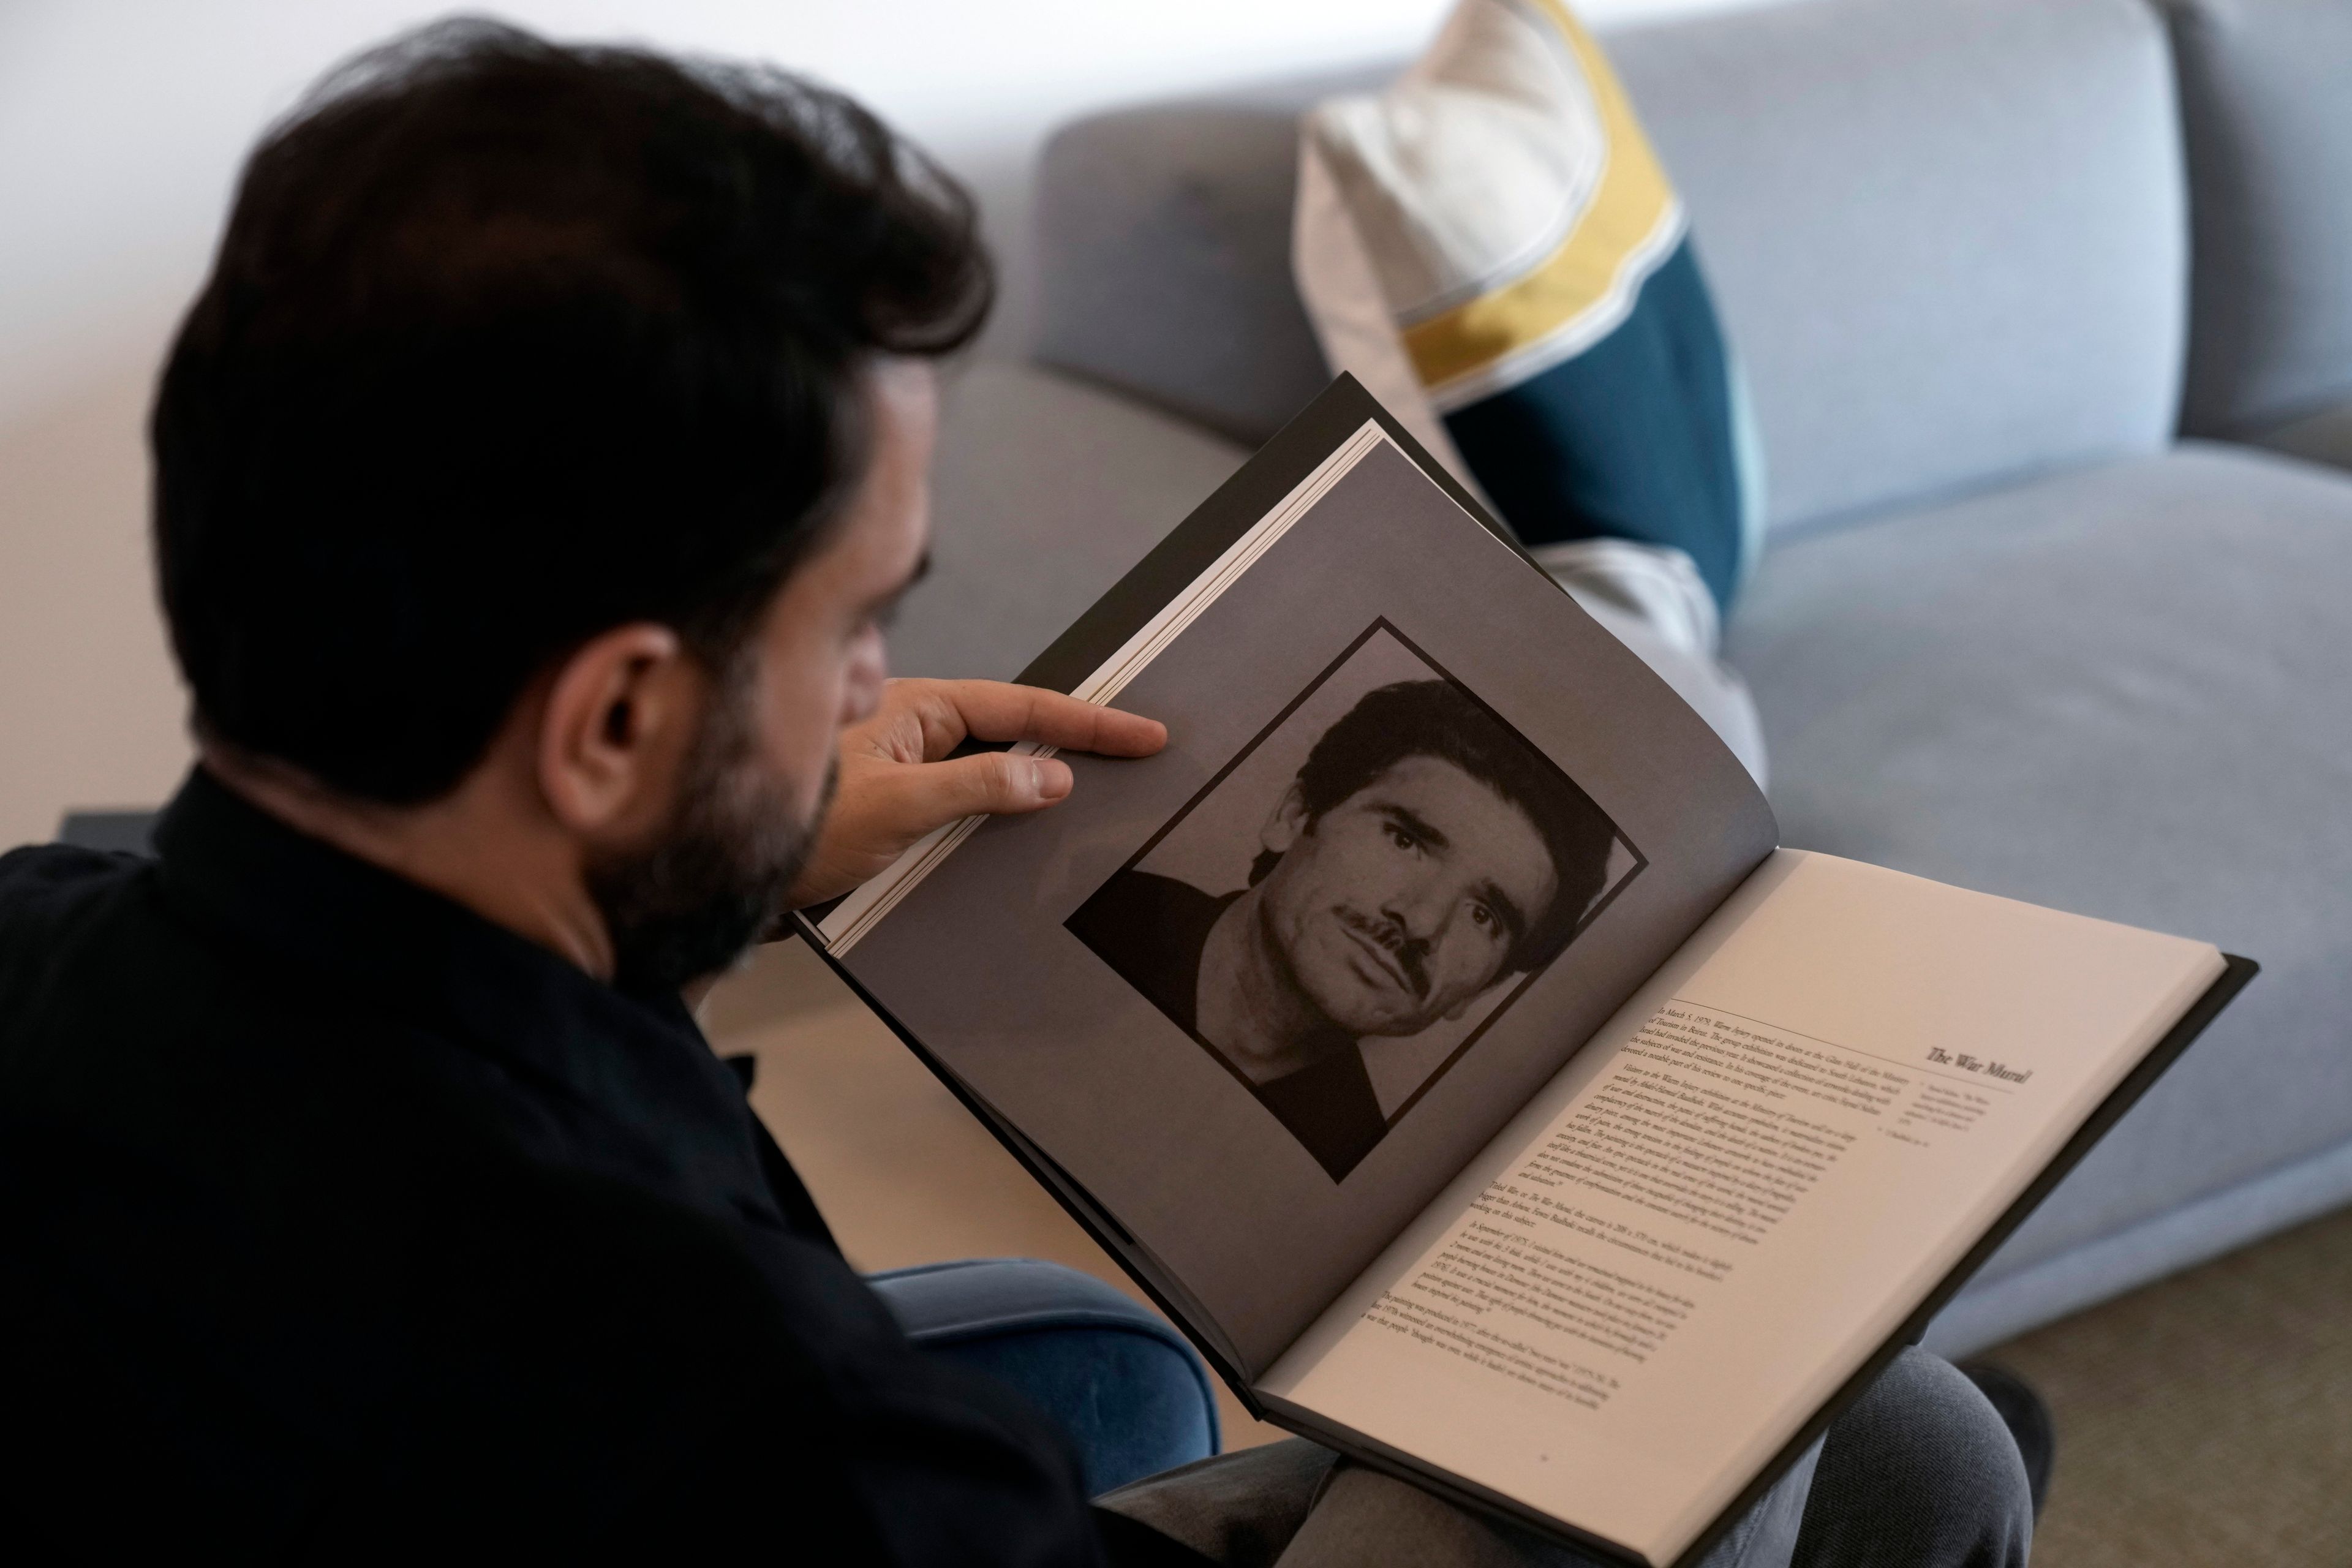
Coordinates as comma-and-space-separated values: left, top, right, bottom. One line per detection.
938, 750, 1074, 817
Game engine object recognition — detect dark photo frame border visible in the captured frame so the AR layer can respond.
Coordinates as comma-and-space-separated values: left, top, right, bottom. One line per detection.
1071, 616, 1648, 1147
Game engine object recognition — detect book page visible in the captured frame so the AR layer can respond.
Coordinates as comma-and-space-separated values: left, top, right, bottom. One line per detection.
1261, 849, 2224, 1565
830, 420, 1774, 1376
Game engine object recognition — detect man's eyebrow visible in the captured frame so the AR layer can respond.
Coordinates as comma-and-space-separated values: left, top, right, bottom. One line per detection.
1381, 804, 1449, 851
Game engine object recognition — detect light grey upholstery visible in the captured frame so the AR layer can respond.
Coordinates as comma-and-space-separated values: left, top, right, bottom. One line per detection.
1031, 0, 2186, 533
891, 362, 1244, 682
2158, 0, 2352, 438
1606, 0, 2184, 532
1728, 445, 2352, 1349
1035, 72, 1378, 445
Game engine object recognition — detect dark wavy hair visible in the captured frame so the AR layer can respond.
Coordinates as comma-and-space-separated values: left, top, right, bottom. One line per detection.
153, 19, 990, 802
1250, 680, 1615, 974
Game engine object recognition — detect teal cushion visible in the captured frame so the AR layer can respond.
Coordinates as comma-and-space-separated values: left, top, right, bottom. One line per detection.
1445, 241, 1747, 603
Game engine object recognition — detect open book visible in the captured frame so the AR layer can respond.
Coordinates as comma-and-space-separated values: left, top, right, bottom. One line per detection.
796, 376, 2254, 1568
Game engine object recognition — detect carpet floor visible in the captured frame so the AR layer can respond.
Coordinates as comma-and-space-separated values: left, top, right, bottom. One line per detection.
1983, 1204, 2352, 1567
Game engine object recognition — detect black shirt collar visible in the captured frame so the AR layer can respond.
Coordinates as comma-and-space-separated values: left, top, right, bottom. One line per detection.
152, 766, 823, 1244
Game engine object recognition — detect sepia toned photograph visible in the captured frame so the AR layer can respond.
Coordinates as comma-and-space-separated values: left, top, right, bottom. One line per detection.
1069, 620, 1643, 1181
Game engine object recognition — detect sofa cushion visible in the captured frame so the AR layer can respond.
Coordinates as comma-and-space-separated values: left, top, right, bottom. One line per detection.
2158, 0, 2352, 438
1730, 445, 2352, 1300
890, 362, 1245, 682
1033, 0, 2184, 533
1295, 0, 1762, 611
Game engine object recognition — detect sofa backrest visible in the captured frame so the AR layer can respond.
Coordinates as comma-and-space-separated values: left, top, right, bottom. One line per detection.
1035, 72, 1377, 451
2158, 0, 2352, 439
1035, 0, 2186, 534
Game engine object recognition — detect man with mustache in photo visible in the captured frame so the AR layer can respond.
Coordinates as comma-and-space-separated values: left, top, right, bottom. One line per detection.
1070, 679, 1615, 1180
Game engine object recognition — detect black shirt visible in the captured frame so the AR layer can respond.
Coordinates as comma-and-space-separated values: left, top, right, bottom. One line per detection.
0, 769, 1108, 1562
1065, 872, 1388, 1181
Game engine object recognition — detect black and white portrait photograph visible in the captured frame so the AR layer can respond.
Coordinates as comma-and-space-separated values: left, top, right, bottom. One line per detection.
1068, 621, 1642, 1181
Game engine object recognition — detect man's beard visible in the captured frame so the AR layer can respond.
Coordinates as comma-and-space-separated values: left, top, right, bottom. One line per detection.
585, 670, 834, 995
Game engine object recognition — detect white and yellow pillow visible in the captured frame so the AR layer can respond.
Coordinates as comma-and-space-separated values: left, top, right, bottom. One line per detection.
1294, 0, 1763, 617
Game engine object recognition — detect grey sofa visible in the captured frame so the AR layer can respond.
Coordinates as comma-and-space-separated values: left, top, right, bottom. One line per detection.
895, 0, 2352, 1355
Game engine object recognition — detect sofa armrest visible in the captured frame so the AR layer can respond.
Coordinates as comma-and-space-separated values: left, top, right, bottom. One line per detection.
55, 810, 159, 856
2245, 400, 2352, 477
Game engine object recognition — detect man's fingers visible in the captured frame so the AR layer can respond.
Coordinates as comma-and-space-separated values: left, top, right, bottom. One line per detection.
913, 680, 1167, 760
798, 688, 1143, 905
1068, 702, 1167, 757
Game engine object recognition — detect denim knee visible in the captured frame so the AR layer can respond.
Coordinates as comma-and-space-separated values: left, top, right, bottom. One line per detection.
1791, 1348, 2034, 1568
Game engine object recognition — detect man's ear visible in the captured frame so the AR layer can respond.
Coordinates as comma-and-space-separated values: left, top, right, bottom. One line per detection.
1261, 782, 1312, 857
535, 622, 704, 839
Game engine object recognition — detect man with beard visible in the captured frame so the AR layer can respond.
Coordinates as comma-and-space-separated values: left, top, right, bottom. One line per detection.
0, 21, 2041, 1568
0, 26, 1155, 1561
1070, 680, 1615, 1180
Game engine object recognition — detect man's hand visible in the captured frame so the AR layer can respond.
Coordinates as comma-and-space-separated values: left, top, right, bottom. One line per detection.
784, 679, 1167, 911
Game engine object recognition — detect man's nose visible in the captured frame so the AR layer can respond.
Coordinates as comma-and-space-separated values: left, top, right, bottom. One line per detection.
1384, 884, 1448, 945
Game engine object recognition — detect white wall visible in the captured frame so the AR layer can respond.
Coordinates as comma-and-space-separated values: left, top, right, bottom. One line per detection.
0, 0, 1756, 846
